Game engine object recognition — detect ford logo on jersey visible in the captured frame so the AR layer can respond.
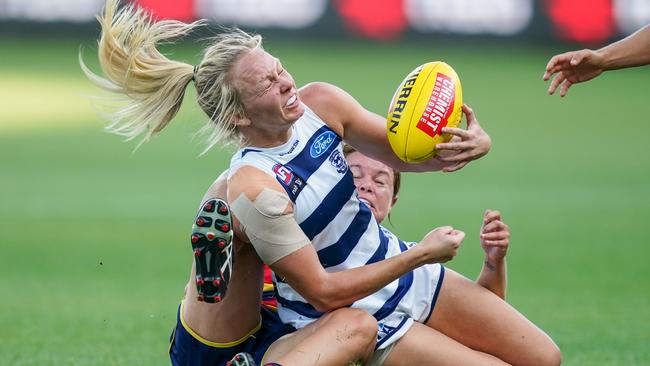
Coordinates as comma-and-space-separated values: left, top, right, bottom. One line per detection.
310, 131, 337, 158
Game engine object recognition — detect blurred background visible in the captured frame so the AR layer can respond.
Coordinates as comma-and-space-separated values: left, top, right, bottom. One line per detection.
1, 0, 649, 365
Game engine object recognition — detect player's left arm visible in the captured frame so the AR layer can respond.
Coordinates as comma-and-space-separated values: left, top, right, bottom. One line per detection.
476, 209, 509, 299
300, 82, 491, 173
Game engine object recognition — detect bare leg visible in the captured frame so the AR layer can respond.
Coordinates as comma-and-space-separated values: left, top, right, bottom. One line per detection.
263, 308, 377, 366
384, 322, 510, 366
426, 269, 561, 366
182, 243, 264, 343
183, 175, 265, 342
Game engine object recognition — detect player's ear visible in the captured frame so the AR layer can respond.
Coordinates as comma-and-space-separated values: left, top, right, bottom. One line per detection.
391, 194, 398, 208
233, 114, 252, 127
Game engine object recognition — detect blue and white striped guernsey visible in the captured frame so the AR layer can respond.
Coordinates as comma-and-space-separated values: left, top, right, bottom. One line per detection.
229, 104, 445, 349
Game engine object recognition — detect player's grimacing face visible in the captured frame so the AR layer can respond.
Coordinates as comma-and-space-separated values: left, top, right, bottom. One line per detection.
347, 151, 397, 223
231, 48, 304, 128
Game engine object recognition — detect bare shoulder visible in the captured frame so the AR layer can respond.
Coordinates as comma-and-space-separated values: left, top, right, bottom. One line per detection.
299, 82, 343, 101
299, 82, 358, 111
299, 82, 364, 135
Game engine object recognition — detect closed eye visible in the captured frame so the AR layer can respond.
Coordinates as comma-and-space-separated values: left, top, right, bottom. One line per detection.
257, 81, 273, 96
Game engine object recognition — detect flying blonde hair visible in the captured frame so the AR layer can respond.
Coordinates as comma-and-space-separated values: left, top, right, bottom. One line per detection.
80, 0, 262, 151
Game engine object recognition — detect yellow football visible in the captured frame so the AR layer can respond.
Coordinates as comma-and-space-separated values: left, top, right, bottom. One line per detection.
386, 61, 463, 163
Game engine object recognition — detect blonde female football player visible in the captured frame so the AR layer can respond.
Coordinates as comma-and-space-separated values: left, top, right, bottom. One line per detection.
82, 1, 560, 365
219, 41, 559, 366
82, 2, 464, 366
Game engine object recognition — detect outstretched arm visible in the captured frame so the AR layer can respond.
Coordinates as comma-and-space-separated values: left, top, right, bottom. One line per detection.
599, 25, 650, 70
228, 166, 465, 312
476, 209, 510, 299
544, 25, 650, 97
300, 82, 491, 173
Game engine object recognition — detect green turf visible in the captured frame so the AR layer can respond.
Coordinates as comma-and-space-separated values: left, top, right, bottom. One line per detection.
1, 36, 649, 365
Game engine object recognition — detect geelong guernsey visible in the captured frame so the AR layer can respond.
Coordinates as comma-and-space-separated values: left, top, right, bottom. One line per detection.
229, 104, 443, 349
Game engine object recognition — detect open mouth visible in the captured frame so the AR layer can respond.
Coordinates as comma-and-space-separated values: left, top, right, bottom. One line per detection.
285, 94, 297, 108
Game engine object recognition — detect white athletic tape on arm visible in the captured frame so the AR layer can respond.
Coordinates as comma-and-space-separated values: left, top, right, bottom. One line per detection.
231, 188, 310, 265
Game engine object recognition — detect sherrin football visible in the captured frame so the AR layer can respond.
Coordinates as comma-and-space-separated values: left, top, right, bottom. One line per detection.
386, 61, 463, 163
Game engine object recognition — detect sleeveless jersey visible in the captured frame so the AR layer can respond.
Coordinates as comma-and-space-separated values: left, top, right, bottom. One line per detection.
229, 105, 443, 349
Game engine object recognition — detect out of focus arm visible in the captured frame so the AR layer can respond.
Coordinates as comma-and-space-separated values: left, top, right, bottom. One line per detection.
600, 25, 650, 70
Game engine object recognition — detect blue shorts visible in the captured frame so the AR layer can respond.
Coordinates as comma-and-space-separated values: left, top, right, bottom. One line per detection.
169, 304, 295, 366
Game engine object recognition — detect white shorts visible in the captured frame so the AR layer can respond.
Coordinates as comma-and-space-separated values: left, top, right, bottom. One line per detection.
374, 263, 446, 350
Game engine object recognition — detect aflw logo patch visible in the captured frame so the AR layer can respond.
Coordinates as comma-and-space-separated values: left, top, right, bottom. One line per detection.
272, 163, 305, 201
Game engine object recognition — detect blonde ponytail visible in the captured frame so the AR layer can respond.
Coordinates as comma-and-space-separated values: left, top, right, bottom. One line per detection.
80, 0, 202, 145
82, 0, 263, 152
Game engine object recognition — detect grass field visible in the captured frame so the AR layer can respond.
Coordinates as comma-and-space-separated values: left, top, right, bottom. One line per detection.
1, 35, 649, 365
